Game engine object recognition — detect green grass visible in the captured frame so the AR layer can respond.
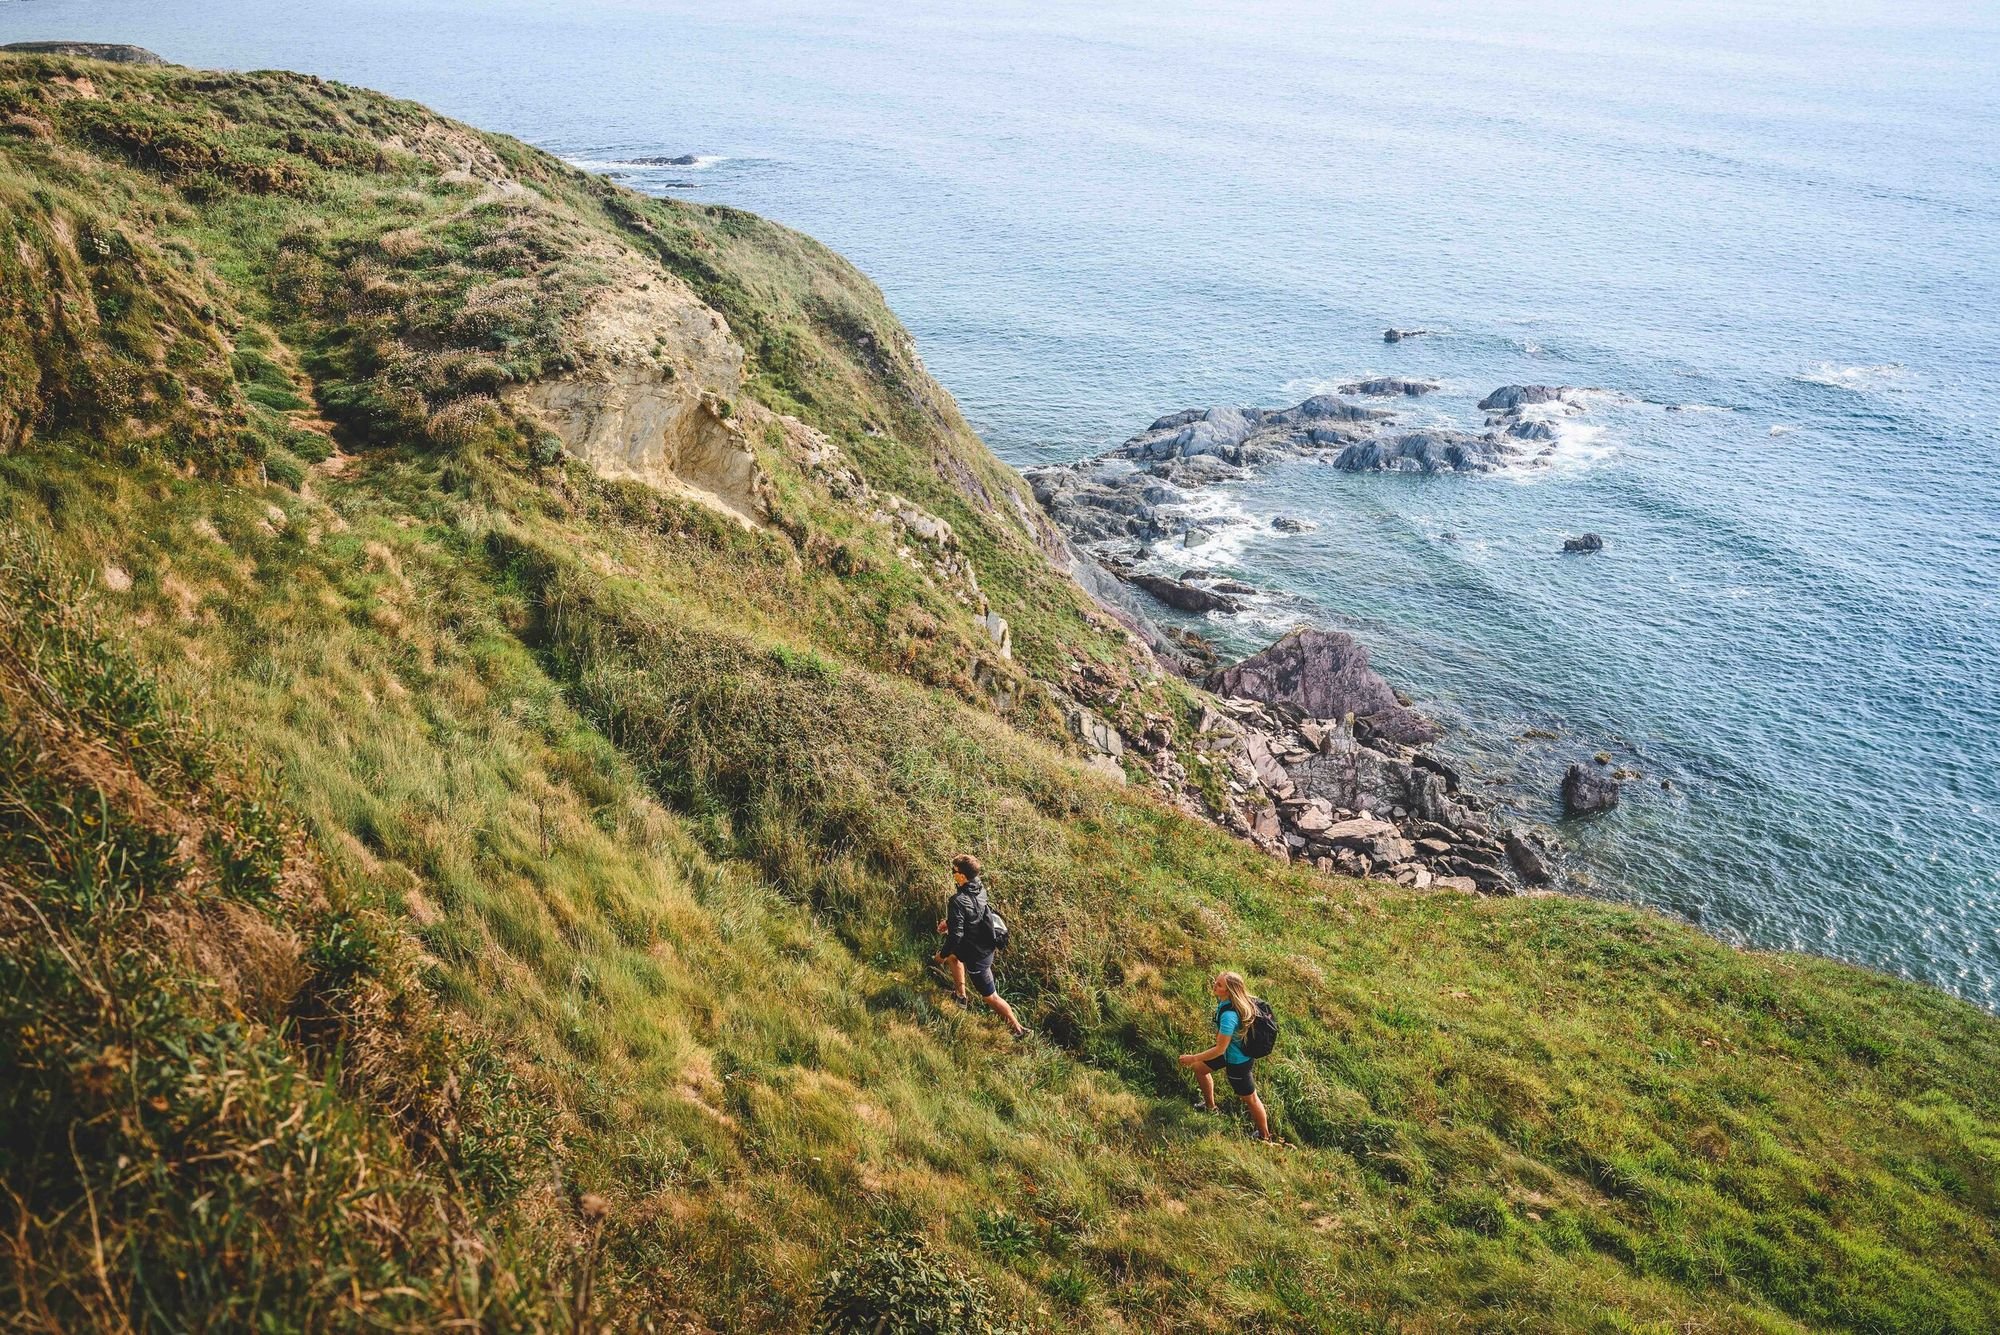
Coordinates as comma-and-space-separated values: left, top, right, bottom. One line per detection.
2, 50, 1998, 1334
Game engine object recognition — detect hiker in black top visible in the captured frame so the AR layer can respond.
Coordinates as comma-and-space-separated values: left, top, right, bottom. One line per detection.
935, 854, 1026, 1039
1178, 970, 1275, 1142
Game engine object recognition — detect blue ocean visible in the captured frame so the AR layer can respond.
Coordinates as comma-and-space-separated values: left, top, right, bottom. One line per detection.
8, 0, 1997, 1004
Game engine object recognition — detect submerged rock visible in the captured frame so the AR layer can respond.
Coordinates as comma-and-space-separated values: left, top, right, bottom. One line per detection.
1383, 328, 1433, 343
1271, 515, 1314, 533
1563, 533, 1605, 554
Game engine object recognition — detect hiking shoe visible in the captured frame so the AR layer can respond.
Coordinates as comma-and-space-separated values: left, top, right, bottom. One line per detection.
948, 993, 974, 1010
1010, 1027, 1030, 1042
1192, 1099, 1219, 1115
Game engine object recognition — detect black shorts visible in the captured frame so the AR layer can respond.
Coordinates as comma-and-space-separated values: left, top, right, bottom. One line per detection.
948, 951, 997, 998
1203, 1058, 1256, 1096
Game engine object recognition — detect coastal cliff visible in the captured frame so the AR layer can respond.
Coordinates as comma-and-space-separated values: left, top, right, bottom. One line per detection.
2, 49, 1997, 1333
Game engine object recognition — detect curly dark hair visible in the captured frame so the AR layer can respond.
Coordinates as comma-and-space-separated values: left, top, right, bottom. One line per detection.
951, 853, 982, 880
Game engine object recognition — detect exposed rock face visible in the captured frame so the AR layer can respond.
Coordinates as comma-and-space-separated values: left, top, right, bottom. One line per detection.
1339, 377, 1440, 398
1, 41, 166, 64
1333, 429, 1517, 474
1207, 628, 1439, 746
1479, 385, 1579, 412
1563, 533, 1605, 554
1119, 396, 1391, 469
1562, 764, 1620, 815
506, 223, 773, 524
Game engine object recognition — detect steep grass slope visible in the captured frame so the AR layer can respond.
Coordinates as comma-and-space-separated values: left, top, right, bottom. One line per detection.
3, 51, 1998, 1333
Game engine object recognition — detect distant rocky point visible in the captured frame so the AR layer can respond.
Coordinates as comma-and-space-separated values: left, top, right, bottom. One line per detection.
0, 41, 166, 64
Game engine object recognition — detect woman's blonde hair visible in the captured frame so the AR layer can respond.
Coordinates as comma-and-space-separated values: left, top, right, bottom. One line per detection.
1218, 971, 1257, 1033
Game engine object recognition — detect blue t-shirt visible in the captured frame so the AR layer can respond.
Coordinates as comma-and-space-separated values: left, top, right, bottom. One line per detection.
1215, 1001, 1249, 1065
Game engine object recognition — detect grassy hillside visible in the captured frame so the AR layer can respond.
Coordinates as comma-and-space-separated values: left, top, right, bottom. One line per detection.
3, 50, 1998, 1334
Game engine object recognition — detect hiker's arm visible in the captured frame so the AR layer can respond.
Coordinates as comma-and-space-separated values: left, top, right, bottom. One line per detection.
1177, 1032, 1232, 1066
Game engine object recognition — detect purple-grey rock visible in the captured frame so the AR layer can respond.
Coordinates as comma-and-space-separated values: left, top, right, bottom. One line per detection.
1208, 628, 1440, 745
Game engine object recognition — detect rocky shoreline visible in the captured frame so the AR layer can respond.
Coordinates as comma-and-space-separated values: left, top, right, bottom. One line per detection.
1052, 623, 1565, 894
1027, 382, 1599, 562
1032, 382, 1628, 896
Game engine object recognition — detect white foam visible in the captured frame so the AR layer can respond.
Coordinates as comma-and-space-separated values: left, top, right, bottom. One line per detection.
1795, 362, 1905, 393
565, 154, 729, 173
1768, 423, 1798, 437
1169, 487, 1263, 569
1496, 418, 1616, 482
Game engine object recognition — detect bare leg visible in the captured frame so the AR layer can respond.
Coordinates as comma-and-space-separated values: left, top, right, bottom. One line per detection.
1244, 1091, 1273, 1141
946, 956, 967, 1000
1195, 1068, 1218, 1110
983, 992, 1024, 1035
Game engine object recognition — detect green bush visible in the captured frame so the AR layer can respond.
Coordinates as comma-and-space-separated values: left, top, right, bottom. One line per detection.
816, 1231, 1015, 1335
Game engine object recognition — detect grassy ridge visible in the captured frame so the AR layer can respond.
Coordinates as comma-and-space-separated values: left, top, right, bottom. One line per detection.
2, 51, 1999, 1333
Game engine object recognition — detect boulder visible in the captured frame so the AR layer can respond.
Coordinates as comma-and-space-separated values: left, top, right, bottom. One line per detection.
1069, 708, 1124, 760
1292, 799, 1337, 834
1126, 572, 1239, 614
1561, 764, 1620, 815
1319, 816, 1400, 847
1352, 708, 1443, 749
1271, 516, 1314, 533
1383, 328, 1432, 343
1209, 628, 1438, 744
1504, 829, 1553, 885
1563, 533, 1605, 554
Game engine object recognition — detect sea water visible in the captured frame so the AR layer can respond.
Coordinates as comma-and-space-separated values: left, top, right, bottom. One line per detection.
9, 0, 1997, 1004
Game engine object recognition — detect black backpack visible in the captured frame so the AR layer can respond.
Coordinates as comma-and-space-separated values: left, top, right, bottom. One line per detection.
1238, 998, 1278, 1059
982, 907, 1011, 952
